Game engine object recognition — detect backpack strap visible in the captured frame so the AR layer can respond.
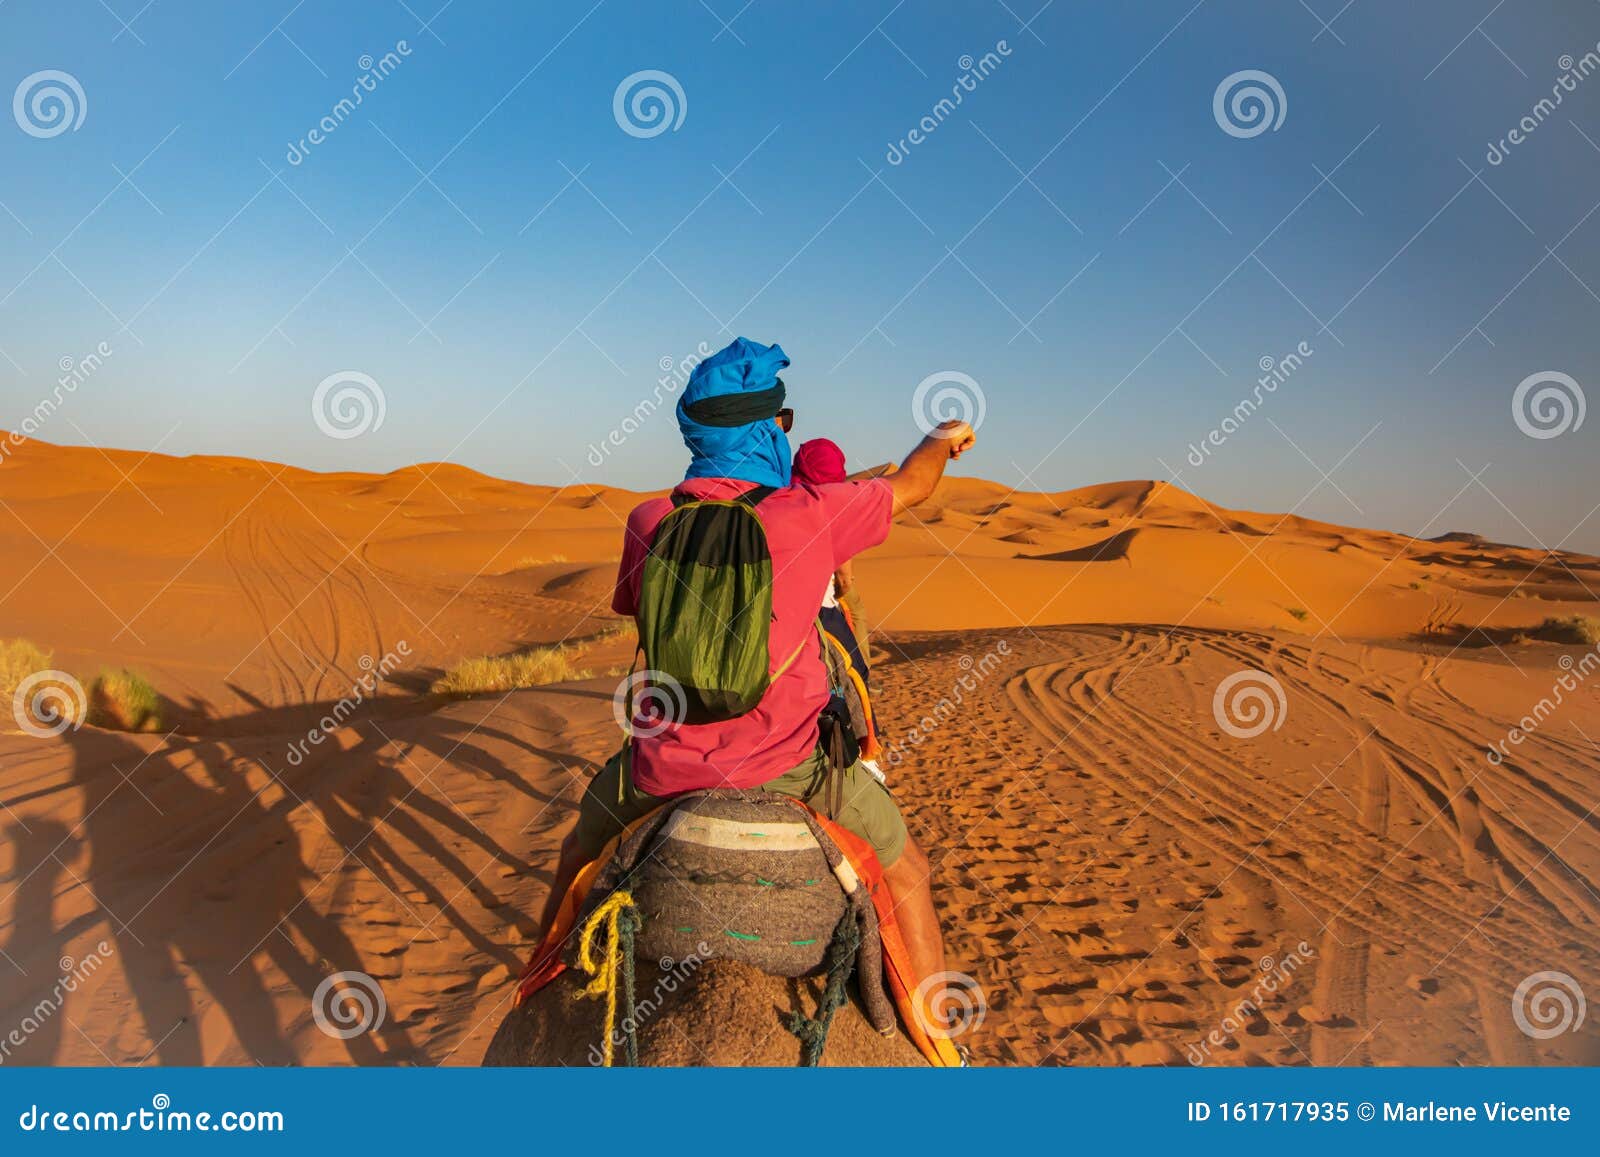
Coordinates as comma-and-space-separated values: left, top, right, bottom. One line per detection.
619, 645, 644, 802
668, 483, 776, 509
768, 616, 823, 689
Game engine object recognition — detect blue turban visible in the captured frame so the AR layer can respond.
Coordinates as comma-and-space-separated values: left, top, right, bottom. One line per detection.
677, 337, 792, 488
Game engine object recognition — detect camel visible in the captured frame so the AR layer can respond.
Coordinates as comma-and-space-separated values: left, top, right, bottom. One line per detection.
484, 791, 934, 1066
482, 958, 927, 1066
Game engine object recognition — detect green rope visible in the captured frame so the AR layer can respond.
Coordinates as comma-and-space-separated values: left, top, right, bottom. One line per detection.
783, 911, 861, 1067
618, 905, 641, 1067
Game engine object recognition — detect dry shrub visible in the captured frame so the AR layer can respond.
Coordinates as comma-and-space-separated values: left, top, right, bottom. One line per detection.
88, 669, 164, 731
1533, 616, 1600, 646
1, 640, 86, 732
430, 645, 590, 696
0, 638, 54, 693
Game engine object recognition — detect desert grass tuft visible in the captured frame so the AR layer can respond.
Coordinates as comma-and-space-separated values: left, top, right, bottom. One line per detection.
1532, 615, 1600, 646
0, 638, 54, 693
1, 640, 90, 733
589, 620, 635, 644
88, 668, 164, 732
430, 644, 590, 696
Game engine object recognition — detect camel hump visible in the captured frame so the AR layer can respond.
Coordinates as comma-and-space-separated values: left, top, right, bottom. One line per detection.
571, 790, 898, 1038
482, 959, 926, 1067
484, 789, 925, 1065
631, 793, 848, 979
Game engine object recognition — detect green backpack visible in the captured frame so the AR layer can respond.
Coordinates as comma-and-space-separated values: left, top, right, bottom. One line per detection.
635, 486, 805, 725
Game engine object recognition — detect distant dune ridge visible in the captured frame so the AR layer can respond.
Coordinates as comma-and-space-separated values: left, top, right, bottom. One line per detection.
1, 438, 1598, 1065
2, 440, 1593, 720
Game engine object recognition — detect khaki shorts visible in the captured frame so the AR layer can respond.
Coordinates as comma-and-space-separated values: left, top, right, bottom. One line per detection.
573, 743, 909, 867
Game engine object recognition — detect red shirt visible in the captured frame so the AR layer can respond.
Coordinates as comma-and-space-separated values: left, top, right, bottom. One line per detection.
613, 475, 894, 795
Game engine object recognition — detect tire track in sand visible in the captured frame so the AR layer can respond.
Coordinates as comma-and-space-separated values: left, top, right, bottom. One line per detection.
1001, 631, 1574, 997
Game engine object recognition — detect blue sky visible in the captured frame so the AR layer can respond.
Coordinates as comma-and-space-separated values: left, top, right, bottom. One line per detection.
2, 0, 1598, 551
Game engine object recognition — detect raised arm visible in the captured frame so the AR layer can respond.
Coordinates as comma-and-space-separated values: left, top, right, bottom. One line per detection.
889, 420, 976, 515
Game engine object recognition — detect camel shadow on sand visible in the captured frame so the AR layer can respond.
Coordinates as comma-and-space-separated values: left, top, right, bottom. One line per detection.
1, 693, 595, 1065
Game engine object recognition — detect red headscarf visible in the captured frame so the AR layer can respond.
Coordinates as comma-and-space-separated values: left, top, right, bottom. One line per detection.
792, 438, 847, 486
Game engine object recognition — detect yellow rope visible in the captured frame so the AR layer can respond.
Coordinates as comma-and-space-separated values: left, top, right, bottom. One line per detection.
572, 889, 637, 1067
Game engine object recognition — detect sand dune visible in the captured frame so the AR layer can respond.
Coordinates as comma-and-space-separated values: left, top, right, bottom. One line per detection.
2, 440, 1598, 1065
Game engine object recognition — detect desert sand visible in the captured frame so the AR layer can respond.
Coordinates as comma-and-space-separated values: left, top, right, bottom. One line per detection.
2, 437, 1598, 1065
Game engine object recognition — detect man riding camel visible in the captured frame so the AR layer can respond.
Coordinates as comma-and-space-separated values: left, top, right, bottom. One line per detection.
537, 336, 975, 1019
